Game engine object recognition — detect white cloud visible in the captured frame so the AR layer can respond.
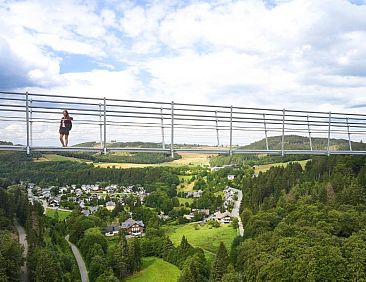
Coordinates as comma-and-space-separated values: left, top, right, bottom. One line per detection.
2, 0, 366, 146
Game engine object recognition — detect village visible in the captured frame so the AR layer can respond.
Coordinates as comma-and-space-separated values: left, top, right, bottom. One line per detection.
26, 180, 243, 238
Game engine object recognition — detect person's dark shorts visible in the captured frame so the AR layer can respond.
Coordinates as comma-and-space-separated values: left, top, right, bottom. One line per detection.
59, 128, 70, 135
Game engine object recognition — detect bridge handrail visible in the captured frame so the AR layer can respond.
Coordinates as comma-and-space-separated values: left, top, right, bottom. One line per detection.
1, 91, 366, 156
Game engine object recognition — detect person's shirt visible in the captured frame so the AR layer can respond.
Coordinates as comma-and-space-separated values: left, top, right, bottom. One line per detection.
60, 117, 73, 130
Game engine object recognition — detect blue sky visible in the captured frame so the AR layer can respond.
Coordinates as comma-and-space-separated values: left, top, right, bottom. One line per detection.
1, 0, 366, 144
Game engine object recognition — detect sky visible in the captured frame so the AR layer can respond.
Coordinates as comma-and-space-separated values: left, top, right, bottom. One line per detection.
1, 0, 366, 146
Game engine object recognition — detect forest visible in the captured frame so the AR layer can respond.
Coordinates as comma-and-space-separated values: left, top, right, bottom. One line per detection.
1, 148, 366, 281
235, 155, 366, 281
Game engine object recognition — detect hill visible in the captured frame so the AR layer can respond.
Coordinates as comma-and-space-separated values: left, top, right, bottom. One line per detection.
240, 134, 365, 151
209, 135, 366, 167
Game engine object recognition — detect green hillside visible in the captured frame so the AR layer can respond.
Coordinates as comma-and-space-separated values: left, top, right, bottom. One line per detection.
210, 135, 366, 166
241, 135, 365, 151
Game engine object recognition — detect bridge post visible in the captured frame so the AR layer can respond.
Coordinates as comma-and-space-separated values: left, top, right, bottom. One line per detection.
161, 107, 166, 150
215, 110, 220, 147
170, 101, 174, 158
327, 111, 331, 156
103, 97, 107, 154
347, 117, 352, 151
229, 106, 233, 156
281, 109, 285, 156
30, 98, 33, 148
307, 115, 313, 151
263, 113, 269, 150
25, 92, 30, 155
99, 103, 103, 149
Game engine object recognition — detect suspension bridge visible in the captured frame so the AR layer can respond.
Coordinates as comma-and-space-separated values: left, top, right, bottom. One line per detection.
0, 91, 366, 156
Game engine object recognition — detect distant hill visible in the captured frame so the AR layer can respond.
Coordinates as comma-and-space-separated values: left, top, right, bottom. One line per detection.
72, 141, 207, 149
209, 135, 366, 167
240, 135, 366, 151
72, 141, 164, 148
0, 141, 13, 145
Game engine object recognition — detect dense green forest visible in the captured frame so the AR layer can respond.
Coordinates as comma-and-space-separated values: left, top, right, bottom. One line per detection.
0, 185, 81, 281
234, 155, 366, 281
57, 151, 181, 164
0, 151, 180, 187
1, 147, 366, 281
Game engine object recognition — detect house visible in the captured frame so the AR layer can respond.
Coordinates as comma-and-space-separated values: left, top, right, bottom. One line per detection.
121, 218, 144, 236
215, 211, 232, 224
104, 223, 121, 236
192, 209, 210, 217
183, 214, 194, 221
81, 209, 90, 217
185, 190, 203, 198
106, 200, 116, 211
227, 175, 235, 181
89, 206, 98, 213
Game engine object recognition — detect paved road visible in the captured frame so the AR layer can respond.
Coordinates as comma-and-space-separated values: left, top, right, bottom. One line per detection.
229, 187, 244, 237
15, 220, 29, 282
65, 235, 89, 282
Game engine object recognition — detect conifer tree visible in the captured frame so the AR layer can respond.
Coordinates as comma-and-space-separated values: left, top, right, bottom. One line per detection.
221, 264, 239, 282
128, 238, 142, 273
210, 242, 228, 282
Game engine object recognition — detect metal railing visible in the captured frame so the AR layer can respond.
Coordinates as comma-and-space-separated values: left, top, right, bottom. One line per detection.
0, 91, 366, 156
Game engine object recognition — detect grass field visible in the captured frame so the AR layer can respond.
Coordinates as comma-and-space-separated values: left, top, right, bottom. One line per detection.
168, 223, 238, 256
126, 257, 180, 282
34, 152, 213, 169
33, 154, 90, 163
177, 197, 194, 205
254, 159, 310, 174
95, 152, 213, 168
45, 208, 72, 220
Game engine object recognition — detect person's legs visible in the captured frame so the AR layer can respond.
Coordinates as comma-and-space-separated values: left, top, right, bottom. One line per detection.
64, 134, 69, 147
59, 134, 65, 147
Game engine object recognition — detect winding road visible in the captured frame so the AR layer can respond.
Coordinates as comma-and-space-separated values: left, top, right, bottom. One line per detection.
15, 220, 29, 282
65, 235, 89, 282
229, 187, 244, 237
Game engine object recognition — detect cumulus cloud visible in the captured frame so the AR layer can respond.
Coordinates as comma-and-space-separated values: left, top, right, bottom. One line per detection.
1, 0, 366, 145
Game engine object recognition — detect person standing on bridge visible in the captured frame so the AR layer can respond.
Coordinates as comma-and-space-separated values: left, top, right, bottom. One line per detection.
59, 110, 73, 147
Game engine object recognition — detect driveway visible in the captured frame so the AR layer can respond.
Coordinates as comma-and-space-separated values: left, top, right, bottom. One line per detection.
229, 187, 244, 237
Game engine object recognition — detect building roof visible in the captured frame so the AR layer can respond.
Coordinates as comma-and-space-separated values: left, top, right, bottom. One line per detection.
121, 218, 144, 229
105, 223, 121, 233
215, 210, 232, 220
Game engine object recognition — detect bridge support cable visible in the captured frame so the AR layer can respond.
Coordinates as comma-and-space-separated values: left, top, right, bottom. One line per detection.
263, 113, 269, 151
160, 107, 166, 150
347, 117, 352, 151
327, 111, 332, 156
30, 98, 33, 148
307, 115, 313, 151
229, 106, 233, 156
281, 109, 285, 156
25, 92, 30, 155
103, 97, 107, 154
215, 110, 220, 147
171, 101, 174, 158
